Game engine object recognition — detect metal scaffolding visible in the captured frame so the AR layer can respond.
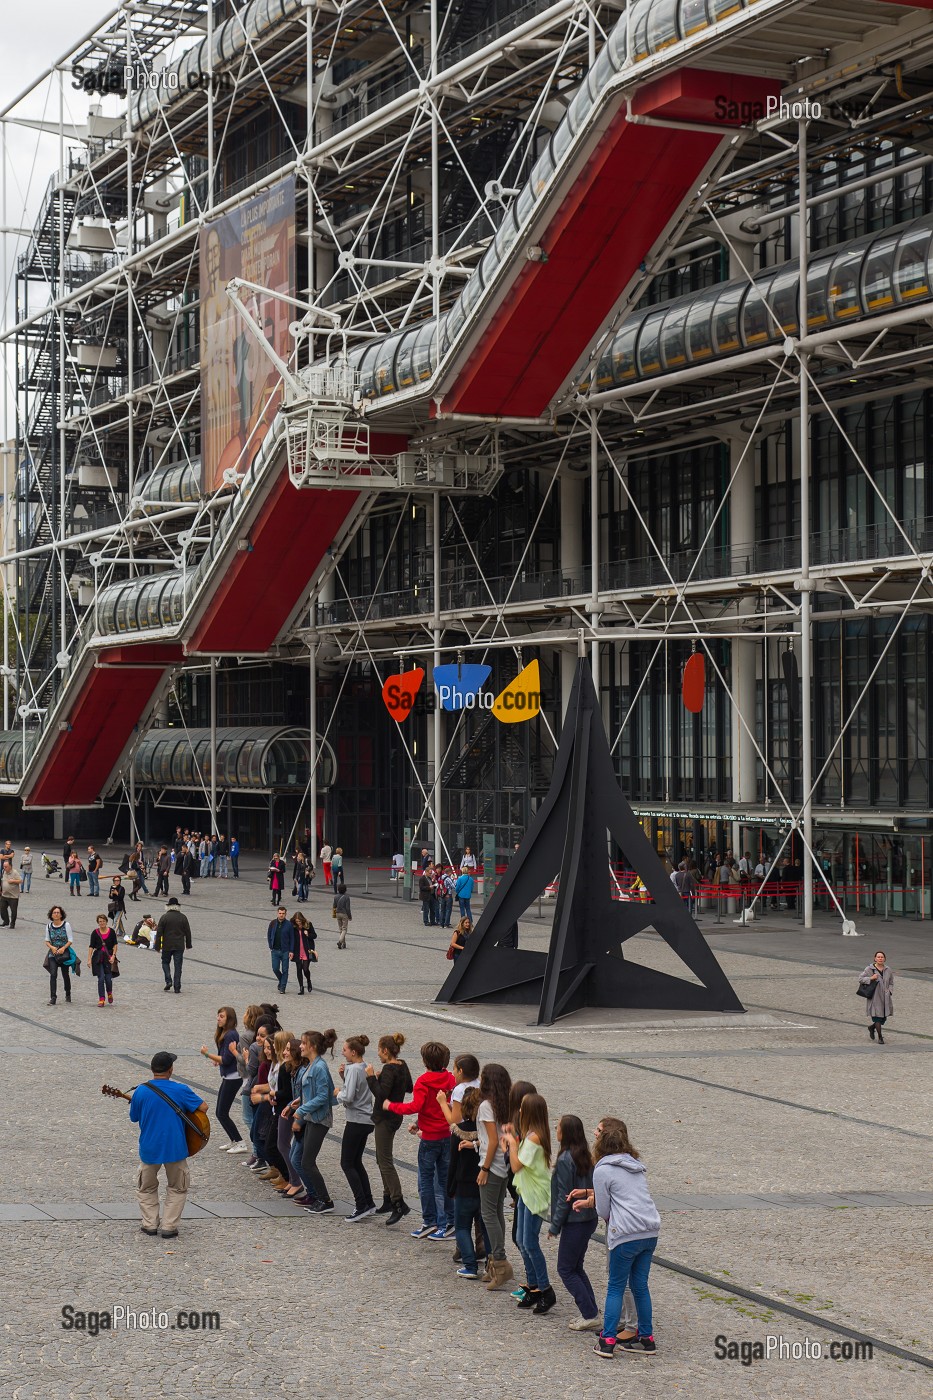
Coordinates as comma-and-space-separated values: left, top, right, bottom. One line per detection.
3, 0, 933, 925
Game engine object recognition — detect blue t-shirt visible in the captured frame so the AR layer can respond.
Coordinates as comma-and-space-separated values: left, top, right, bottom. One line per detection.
129, 1079, 204, 1165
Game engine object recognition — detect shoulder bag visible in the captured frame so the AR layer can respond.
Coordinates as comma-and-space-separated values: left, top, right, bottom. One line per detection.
856, 976, 877, 998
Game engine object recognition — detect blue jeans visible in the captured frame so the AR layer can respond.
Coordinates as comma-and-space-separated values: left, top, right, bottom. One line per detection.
454, 1196, 489, 1272
69, 873, 81, 894
88, 872, 98, 897
231, 855, 239, 877
200, 856, 210, 878
417, 1137, 452, 1230
219, 855, 228, 877
270, 947, 289, 990
438, 896, 452, 928
557, 1217, 598, 1318
457, 897, 472, 920
421, 898, 436, 926
289, 1132, 312, 1195
515, 1199, 549, 1289
96, 964, 113, 999
603, 1236, 657, 1340
241, 1094, 255, 1139
21, 871, 31, 893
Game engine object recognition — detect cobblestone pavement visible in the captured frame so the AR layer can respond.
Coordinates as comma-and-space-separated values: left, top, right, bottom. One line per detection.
1, 853, 930, 1398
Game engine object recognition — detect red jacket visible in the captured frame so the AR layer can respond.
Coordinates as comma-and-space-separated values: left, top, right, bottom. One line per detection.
385, 1069, 456, 1140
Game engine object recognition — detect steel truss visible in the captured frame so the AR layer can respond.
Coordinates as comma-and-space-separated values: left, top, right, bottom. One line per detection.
2, 0, 933, 912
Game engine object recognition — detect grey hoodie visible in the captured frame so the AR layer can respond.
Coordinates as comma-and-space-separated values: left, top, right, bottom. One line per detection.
337, 1060, 374, 1125
593, 1152, 661, 1249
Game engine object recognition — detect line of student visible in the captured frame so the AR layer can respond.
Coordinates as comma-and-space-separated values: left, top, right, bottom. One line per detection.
206, 1008, 659, 1360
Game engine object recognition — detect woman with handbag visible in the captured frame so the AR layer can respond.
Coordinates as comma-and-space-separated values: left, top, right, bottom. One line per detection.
268, 853, 286, 906
859, 950, 894, 1043
88, 913, 119, 1007
291, 912, 316, 994
108, 876, 127, 938
448, 916, 472, 962
45, 906, 77, 1005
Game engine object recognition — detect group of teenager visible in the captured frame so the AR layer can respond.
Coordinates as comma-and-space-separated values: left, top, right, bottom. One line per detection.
418, 847, 477, 929
203, 1008, 660, 1360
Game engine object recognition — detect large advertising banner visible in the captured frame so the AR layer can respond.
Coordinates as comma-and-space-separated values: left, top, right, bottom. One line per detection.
199, 175, 296, 492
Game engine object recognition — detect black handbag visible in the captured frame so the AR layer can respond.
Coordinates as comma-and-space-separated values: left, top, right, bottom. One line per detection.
856, 979, 876, 998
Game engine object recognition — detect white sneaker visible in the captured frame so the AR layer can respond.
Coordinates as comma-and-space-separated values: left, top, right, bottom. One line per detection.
217, 1141, 233, 1151
569, 1315, 602, 1332
227, 1142, 248, 1155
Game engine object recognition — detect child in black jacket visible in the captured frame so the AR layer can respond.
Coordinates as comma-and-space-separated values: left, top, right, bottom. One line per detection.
446, 1088, 490, 1279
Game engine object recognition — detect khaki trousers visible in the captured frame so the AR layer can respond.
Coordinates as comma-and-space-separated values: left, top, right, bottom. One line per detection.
336, 913, 349, 947
137, 1160, 190, 1232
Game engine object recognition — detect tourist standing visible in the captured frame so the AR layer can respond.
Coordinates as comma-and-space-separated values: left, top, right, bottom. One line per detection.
419, 862, 437, 927
230, 835, 240, 879
476, 1062, 514, 1290
200, 1007, 246, 1151
501, 1092, 555, 1313
129, 1051, 207, 1239
365, 1033, 413, 1225
19, 846, 33, 894
385, 1040, 455, 1242
455, 869, 474, 921
86, 846, 101, 898
336, 1034, 377, 1222
548, 1114, 601, 1330
293, 1028, 339, 1213
67, 851, 83, 897
591, 1118, 660, 1358
860, 950, 894, 1044
268, 853, 286, 905
45, 905, 76, 1004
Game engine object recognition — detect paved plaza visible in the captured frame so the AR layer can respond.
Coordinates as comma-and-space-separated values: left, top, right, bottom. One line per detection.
2, 853, 931, 1399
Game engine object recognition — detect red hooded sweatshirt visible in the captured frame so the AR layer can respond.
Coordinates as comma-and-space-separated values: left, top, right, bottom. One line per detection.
385, 1068, 456, 1140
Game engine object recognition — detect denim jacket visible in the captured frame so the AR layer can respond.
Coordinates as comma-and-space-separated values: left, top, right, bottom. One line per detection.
296, 1056, 338, 1128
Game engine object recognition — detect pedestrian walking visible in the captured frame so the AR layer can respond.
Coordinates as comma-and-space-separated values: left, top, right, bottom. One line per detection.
267, 905, 294, 993
860, 949, 894, 1044
129, 1051, 208, 1239
88, 912, 119, 1007
336, 1034, 377, 1222
330, 847, 344, 885
153, 847, 171, 898
200, 1007, 246, 1149
365, 1032, 413, 1225
291, 912, 316, 994
333, 882, 352, 949
0, 859, 21, 926
155, 896, 192, 994
108, 876, 127, 938
44, 905, 77, 1004
320, 841, 333, 887
268, 853, 286, 905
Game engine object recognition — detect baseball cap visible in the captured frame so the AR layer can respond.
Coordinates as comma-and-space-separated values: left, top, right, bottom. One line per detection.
150, 1051, 177, 1073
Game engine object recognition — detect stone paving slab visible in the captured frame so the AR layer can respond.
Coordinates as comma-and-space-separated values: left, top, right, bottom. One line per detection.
188, 1200, 268, 1218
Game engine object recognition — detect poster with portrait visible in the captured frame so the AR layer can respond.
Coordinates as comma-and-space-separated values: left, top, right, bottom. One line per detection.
199, 175, 296, 492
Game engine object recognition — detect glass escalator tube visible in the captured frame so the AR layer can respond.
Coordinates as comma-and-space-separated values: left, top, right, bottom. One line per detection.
711, 281, 745, 356
647, 0, 683, 54
631, 0, 653, 61
740, 269, 776, 346
768, 265, 800, 336
861, 230, 899, 313
375, 329, 404, 396
827, 244, 865, 322
415, 318, 443, 379
892, 220, 932, 304
685, 291, 716, 363
805, 254, 832, 331
636, 307, 666, 377
659, 299, 690, 369
394, 326, 420, 391
357, 340, 382, 399
679, 0, 711, 39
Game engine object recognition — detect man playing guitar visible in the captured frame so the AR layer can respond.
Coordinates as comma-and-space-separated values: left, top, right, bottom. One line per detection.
128, 1052, 208, 1239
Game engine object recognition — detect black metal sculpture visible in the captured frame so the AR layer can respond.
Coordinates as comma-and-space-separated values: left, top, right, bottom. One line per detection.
437, 658, 745, 1024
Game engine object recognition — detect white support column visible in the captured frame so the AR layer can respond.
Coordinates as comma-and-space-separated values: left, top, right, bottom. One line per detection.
729, 431, 757, 856
798, 118, 814, 929
560, 466, 584, 716
209, 657, 218, 834
309, 637, 318, 865
432, 495, 442, 857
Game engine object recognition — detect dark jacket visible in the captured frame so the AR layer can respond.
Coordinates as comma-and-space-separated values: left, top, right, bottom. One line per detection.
419, 872, 434, 901
155, 907, 192, 952
333, 890, 352, 920
446, 1117, 481, 1197
267, 917, 294, 955
89, 927, 118, 973
366, 1060, 413, 1126
550, 1149, 597, 1234
157, 853, 171, 876
294, 923, 316, 963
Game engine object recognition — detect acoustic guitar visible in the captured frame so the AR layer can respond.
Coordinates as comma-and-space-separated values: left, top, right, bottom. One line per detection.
102, 1083, 211, 1157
